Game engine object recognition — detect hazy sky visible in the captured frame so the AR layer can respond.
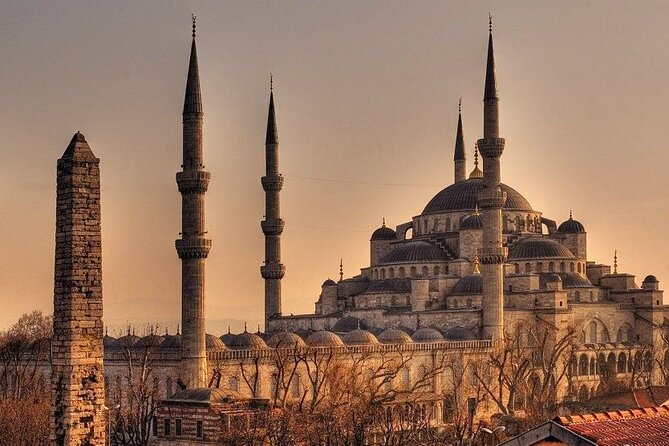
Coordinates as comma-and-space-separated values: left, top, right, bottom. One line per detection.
1, 1, 668, 336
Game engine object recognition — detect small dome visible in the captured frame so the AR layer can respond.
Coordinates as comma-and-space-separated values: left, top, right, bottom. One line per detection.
343, 329, 379, 345
443, 326, 477, 341
220, 331, 236, 347
160, 334, 182, 350
378, 241, 448, 265
112, 334, 140, 349
450, 274, 483, 295
547, 274, 562, 283
333, 316, 367, 332
460, 213, 483, 231
508, 237, 575, 260
135, 334, 165, 349
377, 328, 413, 344
306, 330, 344, 347
267, 332, 306, 349
206, 334, 227, 351
322, 279, 337, 287
557, 216, 586, 234
643, 275, 658, 283
412, 327, 444, 342
103, 335, 117, 348
561, 273, 593, 288
228, 332, 267, 350
371, 224, 397, 241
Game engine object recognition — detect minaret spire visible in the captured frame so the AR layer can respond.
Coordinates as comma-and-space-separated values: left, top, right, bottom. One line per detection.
477, 15, 507, 341
176, 17, 211, 387
261, 76, 286, 328
454, 98, 467, 183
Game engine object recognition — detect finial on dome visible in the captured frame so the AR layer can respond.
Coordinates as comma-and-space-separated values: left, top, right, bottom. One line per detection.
257, 324, 261, 333
458, 97, 462, 113
569, 210, 573, 220
227, 325, 231, 334
468, 143, 484, 179
382, 217, 386, 227
489, 13, 493, 33
105, 327, 108, 336
473, 255, 480, 274
176, 324, 180, 335
270, 73, 273, 92
613, 250, 618, 275
165, 326, 169, 335
192, 14, 197, 38
244, 322, 248, 333
339, 258, 344, 282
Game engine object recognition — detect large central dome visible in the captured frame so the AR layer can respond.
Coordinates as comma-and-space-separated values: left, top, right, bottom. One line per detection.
422, 178, 533, 215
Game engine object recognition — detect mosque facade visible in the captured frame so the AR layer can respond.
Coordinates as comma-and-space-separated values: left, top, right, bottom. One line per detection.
47, 17, 669, 446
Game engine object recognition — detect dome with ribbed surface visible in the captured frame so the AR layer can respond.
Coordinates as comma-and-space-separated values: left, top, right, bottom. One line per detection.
135, 334, 165, 349
377, 328, 413, 344
322, 279, 337, 287
547, 274, 562, 283
557, 217, 586, 234
220, 331, 236, 347
423, 178, 533, 215
206, 334, 227, 351
306, 330, 344, 347
343, 329, 379, 345
450, 274, 483, 295
412, 327, 444, 342
378, 241, 447, 265
460, 213, 483, 230
103, 335, 116, 348
112, 335, 140, 349
267, 332, 306, 349
228, 332, 267, 350
160, 334, 182, 350
371, 225, 397, 241
508, 237, 575, 260
644, 275, 658, 284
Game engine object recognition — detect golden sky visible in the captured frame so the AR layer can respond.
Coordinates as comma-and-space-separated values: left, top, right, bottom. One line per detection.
1, 1, 668, 336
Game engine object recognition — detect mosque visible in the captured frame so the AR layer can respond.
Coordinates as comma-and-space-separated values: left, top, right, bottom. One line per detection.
48, 16, 669, 446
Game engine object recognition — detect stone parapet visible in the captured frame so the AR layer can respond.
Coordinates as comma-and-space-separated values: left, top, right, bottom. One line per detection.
261, 219, 285, 236
476, 137, 505, 158
176, 237, 212, 259
176, 170, 211, 194
261, 263, 286, 280
261, 175, 284, 192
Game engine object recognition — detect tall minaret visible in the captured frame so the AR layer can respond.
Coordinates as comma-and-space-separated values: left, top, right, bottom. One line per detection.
477, 16, 507, 341
261, 77, 285, 328
454, 98, 467, 183
175, 16, 210, 387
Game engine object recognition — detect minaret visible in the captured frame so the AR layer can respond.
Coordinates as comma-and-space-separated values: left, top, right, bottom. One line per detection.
51, 132, 106, 445
261, 76, 286, 327
175, 16, 210, 387
454, 98, 467, 183
477, 16, 507, 341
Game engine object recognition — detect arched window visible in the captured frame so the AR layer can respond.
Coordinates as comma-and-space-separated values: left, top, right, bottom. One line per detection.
389, 267, 395, 279
549, 262, 555, 272
398, 267, 405, 278
589, 357, 596, 375
514, 264, 520, 274
537, 262, 543, 272
434, 266, 440, 275
570, 262, 575, 273
589, 321, 597, 343
618, 353, 627, 373
560, 262, 565, 272
525, 263, 532, 273
410, 266, 417, 277
579, 354, 588, 375
432, 218, 439, 232
422, 266, 429, 276
445, 217, 451, 232
380, 269, 386, 279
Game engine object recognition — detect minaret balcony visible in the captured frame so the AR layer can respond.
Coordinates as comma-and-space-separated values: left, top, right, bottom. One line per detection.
175, 237, 212, 259
478, 247, 508, 265
261, 219, 285, 236
476, 138, 505, 158
176, 171, 211, 194
261, 175, 284, 192
261, 263, 286, 280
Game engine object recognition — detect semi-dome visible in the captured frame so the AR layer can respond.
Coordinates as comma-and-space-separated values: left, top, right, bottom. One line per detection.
422, 178, 533, 215
460, 213, 483, 230
643, 275, 658, 284
412, 327, 444, 342
135, 334, 165, 349
228, 332, 267, 350
160, 334, 182, 350
371, 224, 397, 241
322, 279, 337, 287
450, 274, 483, 295
508, 237, 575, 260
267, 331, 306, 349
206, 334, 227, 351
378, 241, 448, 265
557, 216, 586, 234
343, 329, 379, 345
306, 330, 344, 347
561, 273, 592, 288
377, 328, 413, 344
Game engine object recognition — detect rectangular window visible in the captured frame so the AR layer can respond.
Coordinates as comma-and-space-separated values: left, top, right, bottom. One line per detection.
176, 419, 182, 436
164, 419, 171, 436
197, 421, 203, 439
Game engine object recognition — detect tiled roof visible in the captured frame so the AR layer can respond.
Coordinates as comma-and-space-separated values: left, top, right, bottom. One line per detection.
557, 406, 669, 446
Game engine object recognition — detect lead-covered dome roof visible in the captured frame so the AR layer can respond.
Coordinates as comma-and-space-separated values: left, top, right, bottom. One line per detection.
460, 213, 483, 230
450, 274, 483, 295
412, 327, 444, 342
343, 329, 379, 345
306, 330, 344, 347
228, 332, 267, 350
371, 225, 397, 241
267, 332, 306, 349
557, 217, 586, 234
508, 237, 575, 260
206, 334, 227, 351
377, 328, 413, 344
422, 178, 533, 215
378, 241, 447, 265
135, 334, 165, 349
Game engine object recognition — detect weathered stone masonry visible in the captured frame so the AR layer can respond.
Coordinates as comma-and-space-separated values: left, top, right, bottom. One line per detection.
51, 132, 106, 446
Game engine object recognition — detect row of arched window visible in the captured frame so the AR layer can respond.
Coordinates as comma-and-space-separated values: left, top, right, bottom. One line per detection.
512, 261, 585, 274
372, 265, 446, 280
570, 351, 655, 377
